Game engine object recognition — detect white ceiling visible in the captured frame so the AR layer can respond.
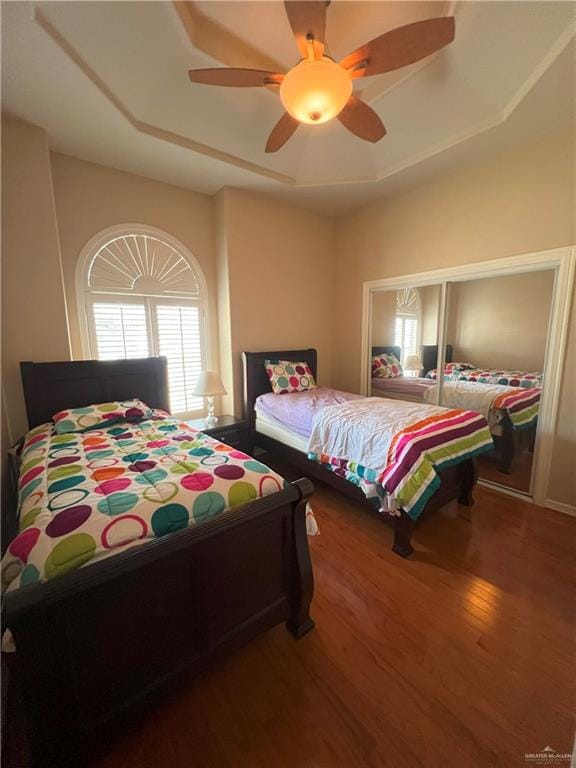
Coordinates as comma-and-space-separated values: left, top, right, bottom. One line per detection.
2, 1, 574, 214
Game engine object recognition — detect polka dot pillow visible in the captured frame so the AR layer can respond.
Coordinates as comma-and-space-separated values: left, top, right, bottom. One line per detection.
53, 399, 153, 435
264, 360, 317, 394
372, 354, 403, 379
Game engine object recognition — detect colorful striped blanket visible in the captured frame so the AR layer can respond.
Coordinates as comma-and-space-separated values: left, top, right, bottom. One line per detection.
492, 387, 541, 429
423, 381, 541, 431
307, 398, 493, 520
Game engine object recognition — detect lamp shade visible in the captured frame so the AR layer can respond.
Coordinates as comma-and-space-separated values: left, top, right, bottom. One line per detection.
193, 371, 227, 397
279, 58, 352, 125
404, 354, 422, 372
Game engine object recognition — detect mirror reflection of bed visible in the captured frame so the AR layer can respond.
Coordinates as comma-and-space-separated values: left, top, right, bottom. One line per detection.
368, 271, 555, 496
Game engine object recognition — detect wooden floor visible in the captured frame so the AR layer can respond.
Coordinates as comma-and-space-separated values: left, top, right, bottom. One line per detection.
83, 478, 576, 768
477, 447, 533, 493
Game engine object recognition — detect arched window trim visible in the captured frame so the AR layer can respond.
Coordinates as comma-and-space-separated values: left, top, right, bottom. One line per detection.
76, 224, 211, 417
396, 286, 421, 318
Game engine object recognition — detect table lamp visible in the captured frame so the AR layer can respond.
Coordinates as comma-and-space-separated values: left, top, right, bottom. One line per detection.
193, 371, 227, 427
404, 354, 422, 378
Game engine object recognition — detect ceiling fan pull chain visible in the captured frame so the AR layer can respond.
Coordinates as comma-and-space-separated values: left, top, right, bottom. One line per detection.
306, 35, 316, 61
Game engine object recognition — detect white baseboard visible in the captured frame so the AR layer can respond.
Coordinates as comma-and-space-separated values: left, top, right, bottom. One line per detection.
545, 499, 576, 517
477, 483, 576, 517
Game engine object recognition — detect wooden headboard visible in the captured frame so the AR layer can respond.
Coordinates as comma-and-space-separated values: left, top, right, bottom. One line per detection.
20, 357, 170, 429
371, 345, 402, 362
242, 349, 317, 431
371, 345, 454, 377
421, 345, 453, 377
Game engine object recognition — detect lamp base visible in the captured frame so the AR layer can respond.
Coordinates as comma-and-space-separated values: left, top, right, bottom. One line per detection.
203, 395, 218, 428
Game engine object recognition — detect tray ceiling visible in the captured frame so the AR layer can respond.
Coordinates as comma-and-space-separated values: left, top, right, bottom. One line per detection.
2, 1, 574, 213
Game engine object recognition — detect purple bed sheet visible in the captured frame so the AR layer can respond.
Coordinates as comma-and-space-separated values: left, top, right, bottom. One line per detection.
255, 387, 363, 439
371, 376, 434, 399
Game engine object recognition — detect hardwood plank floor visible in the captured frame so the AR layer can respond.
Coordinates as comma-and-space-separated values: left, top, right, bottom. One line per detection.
89, 478, 575, 768
477, 447, 533, 493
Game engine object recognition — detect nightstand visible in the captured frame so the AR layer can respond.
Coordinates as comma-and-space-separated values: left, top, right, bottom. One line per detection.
185, 414, 249, 452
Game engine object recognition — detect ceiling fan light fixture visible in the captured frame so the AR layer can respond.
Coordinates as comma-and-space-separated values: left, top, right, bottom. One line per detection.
279, 58, 352, 125
186, 4, 456, 151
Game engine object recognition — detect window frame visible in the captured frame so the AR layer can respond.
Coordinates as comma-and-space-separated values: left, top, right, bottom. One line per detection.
394, 287, 422, 364
76, 224, 210, 419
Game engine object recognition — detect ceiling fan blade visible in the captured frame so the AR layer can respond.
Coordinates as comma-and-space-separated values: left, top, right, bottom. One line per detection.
265, 113, 299, 153
338, 96, 386, 143
340, 17, 455, 78
284, 1, 327, 59
188, 68, 284, 87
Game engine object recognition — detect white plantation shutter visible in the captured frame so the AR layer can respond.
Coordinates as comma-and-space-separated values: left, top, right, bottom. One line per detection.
403, 317, 418, 358
394, 317, 403, 350
156, 304, 203, 414
395, 316, 418, 363
82, 230, 208, 417
92, 302, 149, 360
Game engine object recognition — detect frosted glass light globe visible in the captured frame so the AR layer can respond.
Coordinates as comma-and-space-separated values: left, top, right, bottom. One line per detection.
280, 58, 352, 125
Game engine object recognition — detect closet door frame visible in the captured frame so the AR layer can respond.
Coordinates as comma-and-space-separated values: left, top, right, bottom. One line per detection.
360, 246, 575, 508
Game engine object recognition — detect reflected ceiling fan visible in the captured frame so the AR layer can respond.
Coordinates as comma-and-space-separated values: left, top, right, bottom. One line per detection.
188, 2, 455, 153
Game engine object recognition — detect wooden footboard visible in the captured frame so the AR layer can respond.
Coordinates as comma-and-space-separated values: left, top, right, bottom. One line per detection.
493, 414, 515, 474
3, 478, 314, 767
252, 431, 477, 559
493, 415, 537, 475
391, 458, 477, 558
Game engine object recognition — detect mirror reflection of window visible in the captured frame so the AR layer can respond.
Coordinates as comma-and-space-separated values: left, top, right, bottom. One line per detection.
369, 285, 440, 398
394, 287, 420, 366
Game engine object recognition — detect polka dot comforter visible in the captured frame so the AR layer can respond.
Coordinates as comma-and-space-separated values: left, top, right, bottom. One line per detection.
426, 367, 542, 388
1, 412, 288, 594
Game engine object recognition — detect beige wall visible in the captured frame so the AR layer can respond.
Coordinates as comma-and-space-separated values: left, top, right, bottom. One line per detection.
334, 127, 575, 506
446, 271, 555, 371
49, 153, 220, 381
371, 291, 396, 346
8, 147, 335, 424
49, 159, 335, 418
214, 190, 235, 415
216, 188, 335, 415
420, 284, 440, 346
1, 116, 72, 441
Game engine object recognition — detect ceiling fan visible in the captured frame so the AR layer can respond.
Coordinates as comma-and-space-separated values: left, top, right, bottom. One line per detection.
188, 1, 455, 153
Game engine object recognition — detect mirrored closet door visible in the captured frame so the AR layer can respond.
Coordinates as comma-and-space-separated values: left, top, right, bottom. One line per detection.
367, 267, 557, 498
440, 270, 555, 494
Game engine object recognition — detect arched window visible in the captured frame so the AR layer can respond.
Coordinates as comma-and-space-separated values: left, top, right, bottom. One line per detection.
394, 287, 421, 364
77, 225, 208, 417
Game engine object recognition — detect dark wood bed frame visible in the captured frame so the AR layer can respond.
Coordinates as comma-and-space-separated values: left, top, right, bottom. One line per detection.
3, 357, 315, 767
242, 348, 476, 560
371, 344, 525, 474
